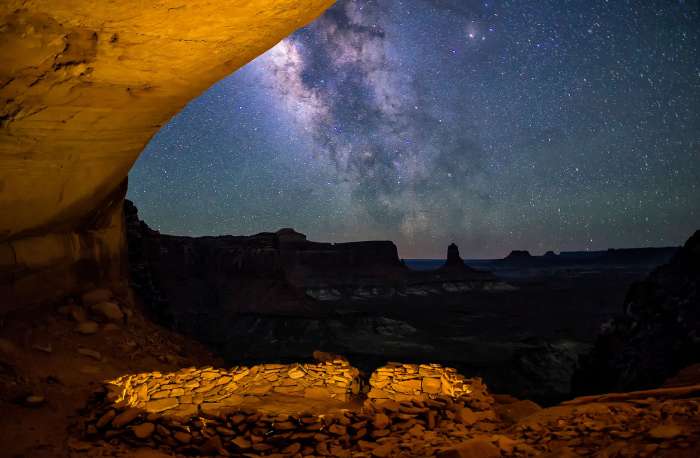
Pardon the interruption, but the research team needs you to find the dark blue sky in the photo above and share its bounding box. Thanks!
[128,0,699,258]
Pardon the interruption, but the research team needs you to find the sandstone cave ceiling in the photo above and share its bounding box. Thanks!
[0,0,335,241]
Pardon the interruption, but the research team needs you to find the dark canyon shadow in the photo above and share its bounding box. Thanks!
[125,200,685,406]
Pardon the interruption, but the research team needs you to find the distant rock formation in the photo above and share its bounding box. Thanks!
[276,228,307,243]
[573,230,700,394]
[446,243,462,262]
[489,246,676,272]
[441,243,467,270]
[506,250,532,259]
[124,200,505,354]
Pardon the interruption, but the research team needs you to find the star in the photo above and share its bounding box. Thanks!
[128,0,700,258]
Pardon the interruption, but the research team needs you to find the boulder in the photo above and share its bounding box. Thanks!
[455,407,479,425]
[75,321,99,335]
[91,301,124,322]
[112,408,141,427]
[77,347,102,360]
[82,289,113,306]
[373,413,391,429]
[24,395,45,406]
[422,377,442,394]
[438,439,500,458]
[131,422,155,439]
[495,399,542,423]
[232,437,251,449]
[145,398,179,413]
[174,431,191,444]
[96,410,116,429]
[648,424,684,440]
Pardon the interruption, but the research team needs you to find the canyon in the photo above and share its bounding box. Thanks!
[125,199,688,405]
[1,1,700,457]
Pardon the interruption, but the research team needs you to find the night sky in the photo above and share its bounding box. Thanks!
[128,0,700,259]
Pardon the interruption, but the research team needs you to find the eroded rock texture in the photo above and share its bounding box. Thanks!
[0,0,335,310]
[574,230,700,393]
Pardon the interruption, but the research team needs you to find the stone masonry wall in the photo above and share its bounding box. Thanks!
[107,361,360,418]
[368,363,481,403]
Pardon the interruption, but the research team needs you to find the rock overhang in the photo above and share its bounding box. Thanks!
[0,0,335,308]
[0,0,335,239]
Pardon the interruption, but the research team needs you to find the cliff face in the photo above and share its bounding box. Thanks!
[0,180,128,308]
[124,200,504,358]
[574,230,700,394]
[125,200,499,317]
[0,1,335,311]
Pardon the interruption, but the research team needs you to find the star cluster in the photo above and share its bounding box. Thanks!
[128,0,699,258]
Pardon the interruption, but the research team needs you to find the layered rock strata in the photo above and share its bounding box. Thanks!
[125,200,504,318]
[0,1,335,310]
[0,181,128,309]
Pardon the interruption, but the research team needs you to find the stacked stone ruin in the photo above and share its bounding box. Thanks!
[368,363,477,402]
[83,361,504,457]
[83,390,504,457]
[106,361,360,418]
[80,361,700,456]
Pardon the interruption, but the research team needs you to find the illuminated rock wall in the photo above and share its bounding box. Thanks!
[0,0,334,310]
[0,180,128,307]
[368,363,484,403]
[106,362,361,418]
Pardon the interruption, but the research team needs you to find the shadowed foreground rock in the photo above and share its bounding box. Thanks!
[574,230,700,394]
[4,286,700,457]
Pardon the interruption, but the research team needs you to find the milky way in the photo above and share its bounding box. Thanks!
[128,0,700,258]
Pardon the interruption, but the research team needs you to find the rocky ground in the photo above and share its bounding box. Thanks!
[0,285,221,457]
[77,372,700,457]
[2,285,700,457]
[2,229,699,457]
